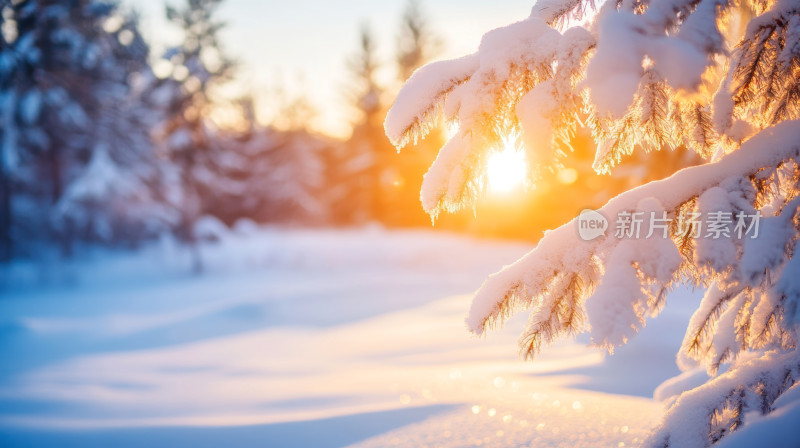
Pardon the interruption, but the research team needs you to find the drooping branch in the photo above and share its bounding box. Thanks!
[645,349,800,447]
[468,120,800,341]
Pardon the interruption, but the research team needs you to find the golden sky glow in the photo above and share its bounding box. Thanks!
[128,0,533,138]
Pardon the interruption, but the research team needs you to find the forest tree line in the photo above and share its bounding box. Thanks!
[0,0,443,262]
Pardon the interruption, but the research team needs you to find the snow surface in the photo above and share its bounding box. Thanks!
[0,227,753,447]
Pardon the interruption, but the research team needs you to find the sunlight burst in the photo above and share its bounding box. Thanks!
[487,138,527,194]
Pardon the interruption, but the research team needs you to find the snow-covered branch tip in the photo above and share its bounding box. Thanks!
[384,55,478,148]
[646,349,800,447]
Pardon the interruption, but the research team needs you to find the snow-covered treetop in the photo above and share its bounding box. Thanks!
[387,0,800,445]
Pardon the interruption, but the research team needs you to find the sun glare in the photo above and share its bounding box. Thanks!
[487,139,527,194]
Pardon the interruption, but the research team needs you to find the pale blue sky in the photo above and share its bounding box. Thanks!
[127,0,533,137]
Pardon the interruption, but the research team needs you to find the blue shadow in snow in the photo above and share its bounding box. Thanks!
[0,404,457,448]
[0,275,467,384]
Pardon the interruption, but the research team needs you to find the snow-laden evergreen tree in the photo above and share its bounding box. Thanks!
[386,0,800,446]
[156,0,234,267]
[0,0,99,257]
[52,7,177,247]
[238,129,327,224]
[0,0,163,257]
[396,0,441,84]
[204,95,327,225]
[337,24,389,223]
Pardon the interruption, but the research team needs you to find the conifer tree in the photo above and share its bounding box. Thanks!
[0,0,155,257]
[396,0,442,84]
[53,6,174,246]
[208,94,327,225]
[157,0,234,268]
[335,24,388,223]
[387,0,800,445]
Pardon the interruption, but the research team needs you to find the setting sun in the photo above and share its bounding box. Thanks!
[487,139,527,194]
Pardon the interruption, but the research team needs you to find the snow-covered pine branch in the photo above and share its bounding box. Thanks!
[467,120,800,341]
[386,0,800,445]
[647,349,800,446]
